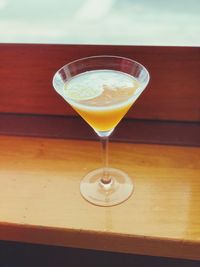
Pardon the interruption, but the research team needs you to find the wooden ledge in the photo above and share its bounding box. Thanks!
[0,135,199,260]
[0,114,199,146]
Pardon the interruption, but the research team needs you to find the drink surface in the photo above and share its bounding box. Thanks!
[63,70,140,132]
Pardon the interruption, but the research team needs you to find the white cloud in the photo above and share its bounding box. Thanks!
[0,0,8,10]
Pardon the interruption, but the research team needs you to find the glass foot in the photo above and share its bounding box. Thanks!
[80,167,134,207]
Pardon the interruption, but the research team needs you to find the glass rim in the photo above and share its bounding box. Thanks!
[54,54,150,78]
[52,55,150,111]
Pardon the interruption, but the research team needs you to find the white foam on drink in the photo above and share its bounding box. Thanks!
[63,70,140,110]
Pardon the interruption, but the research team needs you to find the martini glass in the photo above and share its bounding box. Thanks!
[53,55,149,206]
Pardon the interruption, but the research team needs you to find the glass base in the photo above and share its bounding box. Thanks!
[80,167,134,207]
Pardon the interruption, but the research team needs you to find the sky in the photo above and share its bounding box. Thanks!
[0,0,199,46]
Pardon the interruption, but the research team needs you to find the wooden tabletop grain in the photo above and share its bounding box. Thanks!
[0,135,199,260]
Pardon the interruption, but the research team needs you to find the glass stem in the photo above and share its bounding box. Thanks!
[100,136,111,184]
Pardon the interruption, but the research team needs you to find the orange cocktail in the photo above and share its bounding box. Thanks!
[53,55,150,207]
[63,70,139,132]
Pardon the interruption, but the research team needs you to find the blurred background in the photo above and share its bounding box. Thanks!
[0,0,199,46]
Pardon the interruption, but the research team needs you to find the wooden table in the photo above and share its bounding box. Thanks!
[0,135,199,261]
[0,44,199,265]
